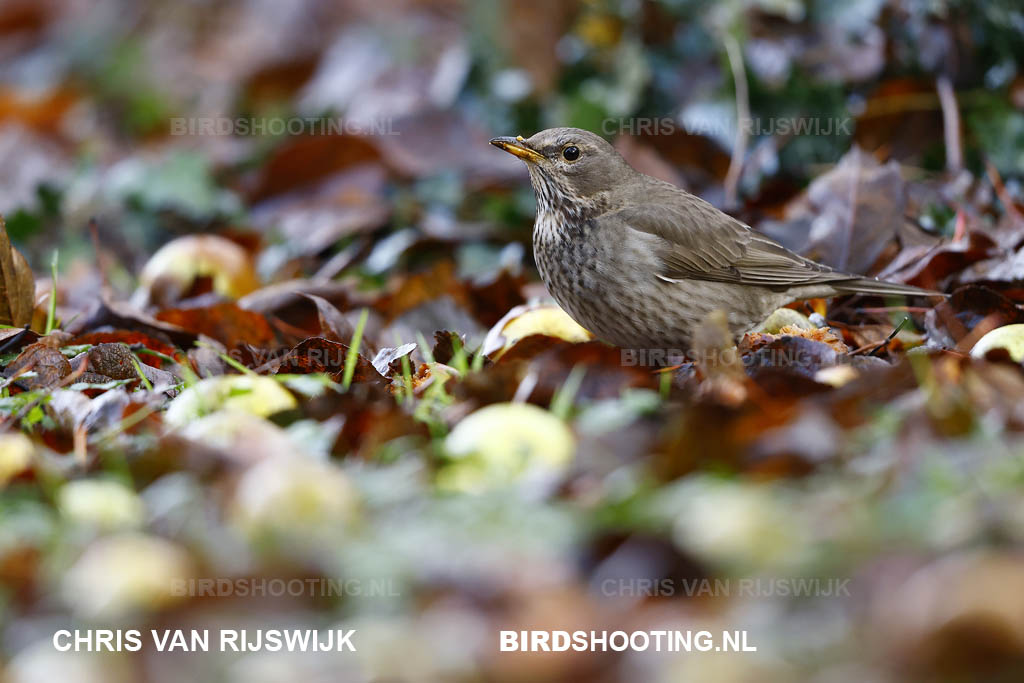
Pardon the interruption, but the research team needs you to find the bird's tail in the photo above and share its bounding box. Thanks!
[831,277,946,298]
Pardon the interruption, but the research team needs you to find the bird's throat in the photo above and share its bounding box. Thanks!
[527,167,605,229]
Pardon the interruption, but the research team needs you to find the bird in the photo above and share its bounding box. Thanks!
[490,127,938,351]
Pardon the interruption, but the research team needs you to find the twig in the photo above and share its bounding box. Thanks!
[985,160,1024,228]
[867,317,911,357]
[88,218,111,291]
[952,207,967,243]
[838,149,862,272]
[722,33,749,210]
[858,306,932,314]
[936,75,962,174]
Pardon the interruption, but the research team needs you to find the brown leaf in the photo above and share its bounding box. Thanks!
[0,215,35,327]
[615,129,731,189]
[879,230,999,290]
[783,146,904,274]
[243,133,382,201]
[301,293,354,343]
[66,297,199,349]
[499,0,575,95]
[242,55,319,106]
[70,331,180,368]
[467,270,527,328]
[0,85,79,135]
[472,340,652,407]
[961,244,1024,285]
[3,342,70,388]
[155,302,277,349]
[854,78,944,162]
[375,260,468,322]
[431,330,465,365]
[277,337,385,386]
[926,285,1024,347]
[0,326,38,355]
[85,343,140,380]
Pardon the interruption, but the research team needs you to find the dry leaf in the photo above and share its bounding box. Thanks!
[0,215,35,328]
[3,342,71,388]
[155,302,276,350]
[764,147,904,274]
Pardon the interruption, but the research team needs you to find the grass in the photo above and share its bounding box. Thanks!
[45,250,59,335]
[550,365,586,420]
[450,335,469,375]
[195,341,257,376]
[130,356,153,391]
[342,308,369,391]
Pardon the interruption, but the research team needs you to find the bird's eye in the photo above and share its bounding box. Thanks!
[562,145,580,161]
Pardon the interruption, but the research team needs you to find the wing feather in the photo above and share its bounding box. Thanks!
[607,185,851,291]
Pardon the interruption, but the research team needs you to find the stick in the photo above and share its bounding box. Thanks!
[936,75,962,174]
[722,33,749,210]
[868,316,911,357]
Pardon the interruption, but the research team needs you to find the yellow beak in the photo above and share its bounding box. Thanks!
[489,135,545,163]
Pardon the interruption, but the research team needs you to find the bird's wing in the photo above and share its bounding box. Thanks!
[607,191,851,291]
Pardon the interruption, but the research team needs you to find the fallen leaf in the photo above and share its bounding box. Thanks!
[277,337,385,385]
[0,326,38,355]
[371,343,418,377]
[155,302,276,349]
[431,330,466,366]
[3,342,70,388]
[879,230,999,290]
[243,133,382,201]
[926,285,1024,347]
[774,146,904,273]
[375,260,467,322]
[70,331,179,368]
[301,293,354,342]
[0,215,35,327]
[961,245,1024,285]
[66,297,199,349]
[498,0,575,95]
[85,343,140,380]
[744,335,842,379]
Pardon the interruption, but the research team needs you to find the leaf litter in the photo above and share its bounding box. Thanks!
[2,2,1024,681]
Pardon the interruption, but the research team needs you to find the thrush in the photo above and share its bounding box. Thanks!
[490,127,937,350]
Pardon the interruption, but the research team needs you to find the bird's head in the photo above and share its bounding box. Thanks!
[490,127,631,213]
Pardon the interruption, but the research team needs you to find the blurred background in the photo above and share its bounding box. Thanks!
[3,0,1024,681]
[4,0,1022,277]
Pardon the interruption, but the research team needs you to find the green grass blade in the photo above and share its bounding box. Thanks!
[342,308,369,390]
[45,250,59,334]
[550,365,586,420]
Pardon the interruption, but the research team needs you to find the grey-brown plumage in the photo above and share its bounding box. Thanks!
[490,127,937,350]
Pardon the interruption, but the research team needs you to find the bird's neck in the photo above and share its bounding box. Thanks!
[527,168,609,227]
